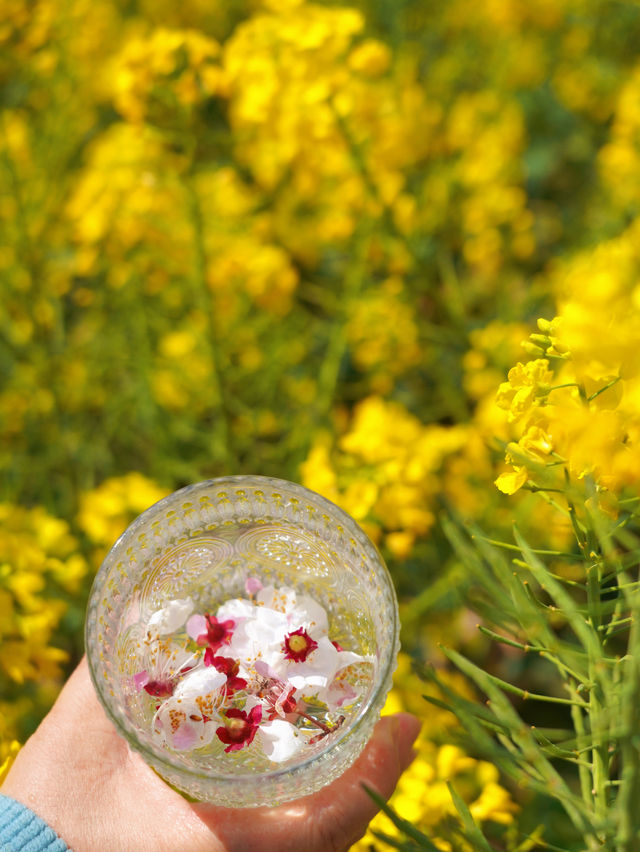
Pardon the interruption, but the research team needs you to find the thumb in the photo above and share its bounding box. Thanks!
[194,712,421,852]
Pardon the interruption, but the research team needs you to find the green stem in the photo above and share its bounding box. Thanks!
[472,535,575,557]
[571,700,594,818]
[478,625,536,651]
[534,489,574,518]
[483,671,588,709]
[586,552,609,840]
[588,376,621,402]
[549,382,580,392]
[615,616,640,852]
[310,222,371,428]
[478,627,591,684]
[184,169,236,468]
[538,651,592,688]
[597,617,632,632]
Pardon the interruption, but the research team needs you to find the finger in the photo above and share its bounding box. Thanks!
[193,712,421,852]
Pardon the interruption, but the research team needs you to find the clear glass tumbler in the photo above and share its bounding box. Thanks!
[85,476,399,807]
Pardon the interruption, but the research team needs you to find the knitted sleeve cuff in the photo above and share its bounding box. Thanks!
[0,794,71,852]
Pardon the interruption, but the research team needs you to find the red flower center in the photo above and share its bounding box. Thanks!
[197,614,236,652]
[282,627,318,663]
[143,679,175,698]
[226,717,247,738]
[216,706,262,753]
[204,654,247,694]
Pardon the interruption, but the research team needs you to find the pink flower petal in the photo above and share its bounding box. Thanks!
[172,723,200,750]
[254,659,278,679]
[133,670,149,691]
[186,613,207,641]
[245,576,263,595]
[153,696,217,752]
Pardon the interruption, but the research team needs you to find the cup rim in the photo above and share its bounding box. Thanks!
[85,474,399,786]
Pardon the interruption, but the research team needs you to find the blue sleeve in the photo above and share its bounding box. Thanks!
[0,794,71,851]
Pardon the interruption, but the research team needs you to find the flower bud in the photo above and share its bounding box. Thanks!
[529,333,550,347]
[522,341,544,356]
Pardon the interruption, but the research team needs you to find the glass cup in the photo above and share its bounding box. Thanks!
[85,476,399,807]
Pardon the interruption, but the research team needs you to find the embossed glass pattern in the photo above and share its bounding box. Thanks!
[85,476,399,807]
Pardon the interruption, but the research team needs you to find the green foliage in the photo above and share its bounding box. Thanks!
[406,496,640,850]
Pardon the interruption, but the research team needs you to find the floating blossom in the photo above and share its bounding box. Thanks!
[258,719,305,763]
[283,627,318,663]
[153,667,226,751]
[205,655,247,695]
[148,597,194,635]
[187,612,236,651]
[254,660,298,720]
[257,585,328,634]
[216,705,262,752]
[143,585,373,764]
[285,636,369,691]
[134,600,200,698]
[220,599,289,671]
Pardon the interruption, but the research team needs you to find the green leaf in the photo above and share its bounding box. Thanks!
[420,668,547,790]
[370,829,425,851]
[439,646,595,835]
[513,525,600,657]
[362,785,443,851]
[401,561,468,628]
[446,781,494,852]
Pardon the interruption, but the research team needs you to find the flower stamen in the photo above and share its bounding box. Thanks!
[283,627,318,663]
[216,705,263,752]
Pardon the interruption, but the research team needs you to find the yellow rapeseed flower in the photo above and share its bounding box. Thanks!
[77,473,170,559]
[0,503,88,749]
[110,28,222,126]
[495,360,554,423]
[0,738,20,785]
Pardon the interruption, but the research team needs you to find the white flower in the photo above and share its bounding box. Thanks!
[222,603,288,674]
[256,586,328,636]
[215,596,256,622]
[218,588,372,709]
[175,666,228,705]
[258,719,306,763]
[144,583,371,762]
[147,597,194,635]
[134,633,201,698]
[186,612,207,641]
[283,636,368,690]
[153,667,226,752]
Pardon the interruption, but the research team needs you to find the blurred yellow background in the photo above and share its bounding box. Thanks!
[2,0,640,847]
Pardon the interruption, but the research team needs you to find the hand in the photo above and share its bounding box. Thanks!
[2,658,420,852]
